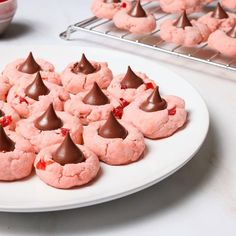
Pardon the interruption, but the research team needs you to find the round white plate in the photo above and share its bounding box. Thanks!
[0,45,209,212]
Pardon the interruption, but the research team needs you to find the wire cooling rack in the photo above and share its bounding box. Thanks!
[60,1,236,71]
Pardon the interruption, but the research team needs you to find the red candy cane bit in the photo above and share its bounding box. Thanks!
[19,96,29,104]
[119,98,129,107]
[121,84,127,89]
[61,128,70,136]
[121,2,127,8]
[145,83,155,90]
[0,116,12,127]
[168,107,176,116]
[36,160,46,170]
[112,98,129,119]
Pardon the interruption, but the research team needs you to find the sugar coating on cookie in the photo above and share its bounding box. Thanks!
[123,95,187,139]
[34,144,100,189]
[83,118,145,165]
[222,0,236,10]
[91,0,132,19]
[0,130,35,181]
[0,75,11,101]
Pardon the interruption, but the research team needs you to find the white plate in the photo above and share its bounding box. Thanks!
[0,45,209,212]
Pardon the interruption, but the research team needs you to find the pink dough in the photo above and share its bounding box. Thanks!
[0,101,20,130]
[0,131,35,181]
[222,0,236,10]
[122,95,187,139]
[160,19,210,47]
[107,72,156,103]
[16,111,83,153]
[91,0,132,19]
[113,9,156,34]
[83,120,145,165]
[0,75,11,101]
[65,91,120,125]
[208,29,236,57]
[3,58,61,86]
[160,0,202,13]
[35,144,100,189]
[7,80,69,118]
[198,12,236,32]
[61,61,113,95]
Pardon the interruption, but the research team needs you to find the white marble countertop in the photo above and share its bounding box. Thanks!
[0,0,236,235]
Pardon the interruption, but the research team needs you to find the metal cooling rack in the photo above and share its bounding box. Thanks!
[60,1,236,72]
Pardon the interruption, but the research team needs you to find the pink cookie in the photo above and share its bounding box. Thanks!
[0,128,35,181]
[222,0,236,10]
[0,101,20,130]
[113,8,156,34]
[208,27,236,57]
[160,0,202,13]
[160,15,210,47]
[3,53,60,86]
[61,54,113,95]
[198,3,236,32]
[0,75,11,101]
[123,92,187,139]
[7,73,69,118]
[35,143,100,189]
[16,106,83,153]
[83,114,145,165]
[91,0,132,19]
[107,67,156,103]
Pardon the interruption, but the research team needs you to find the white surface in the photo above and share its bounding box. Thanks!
[0,0,235,235]
[0,45,209,212]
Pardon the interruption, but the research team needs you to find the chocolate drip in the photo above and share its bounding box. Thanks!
[212,3,228,19]
[130,0,147,18]
[140,87,167,112]
[0,110,5,117]
[82,82,109,105]
[0,125,15,152]
[120,66,144,89]
[174,11,192,29]
[18,52,41,74]
[53,133,85,165]
[105,0,121,3]
[25,72,50,101]
[98,112,128,139]
[34,103,63,131]
[71,53,96,75]
[227,25,236,38]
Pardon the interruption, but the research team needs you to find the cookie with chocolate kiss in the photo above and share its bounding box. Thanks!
[34,103,63,131]
[130,0,147,18]
[25,72,50,101]
[140,86,167,112]
[71,53,96,75]
[227,25,236,38]
[212,3,228,19]
[120,66,144,89]
[98,112,128,139]
[0,125,15,152]
[18,52,41,74]
[82,82,110,106]
[174,11,192,29]
[53,133,85,165]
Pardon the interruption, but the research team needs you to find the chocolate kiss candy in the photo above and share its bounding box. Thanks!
[174,11,192,29]
[120,66,144,89]
[130,0,147,18]
[98,112,128,139]
[34,103,63,131]
[72,53,96,75]
[53,133,85,165]
[0,110,4,117]
[212,3,228,19]
[227,25,236,38]
[25,72,50,101]
[82,82,110,105]
[140,86,167,112]
[18,52,41,74]
[0,125,15,152]
[105,0,121,3]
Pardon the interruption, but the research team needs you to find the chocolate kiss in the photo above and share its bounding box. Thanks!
[25,72,50,101]
[120,66,144,89]
[0,125,15,152]
[34,103,63,131]
[98,112,128,139]
[0,110,4,117]
[227,25,236,38]
[18,52,41,74]
[174,11,192,29]
[53,133,85,165]
[82,82,110,105]
[105,0,121,3]
[130,0,147,18]
[140,87,167,112]
[212,3,228,19]
[72,53,96,75]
